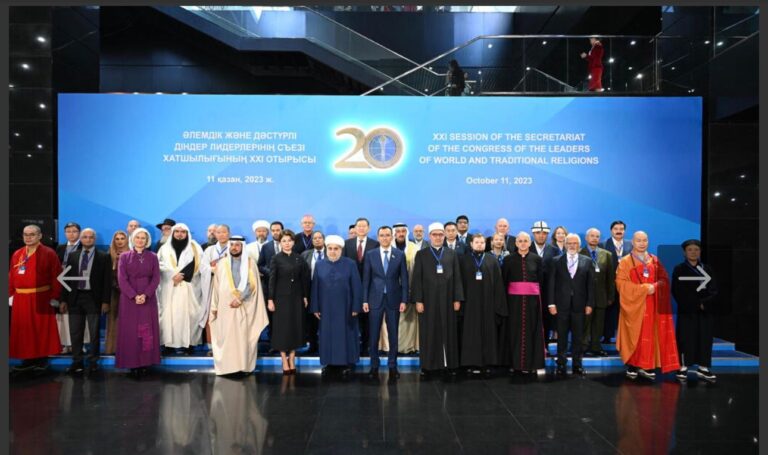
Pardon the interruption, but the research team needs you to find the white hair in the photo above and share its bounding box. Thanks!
[585,227,601,237]
[81,227,96,237]
[516,231,531,241]
[565,232,581,246]
[565,233,581,245]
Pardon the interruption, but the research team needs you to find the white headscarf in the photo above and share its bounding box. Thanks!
[228,236,250,294]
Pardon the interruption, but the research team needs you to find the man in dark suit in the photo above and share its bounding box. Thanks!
[257,221,284,295]
[455,215,470,246]
[293,214,316,254]
[344,217,380,356]
[485,217,516,253]
[548,233,595,376]
[443,222,467,255]
[301,231,326,355]
[56,221,83,354]
[362,226,408,379]
[60,228,112,374]
[56,221,82,264]
[529,221,559,344]
[601,220,632,343]
[581,228,616,357]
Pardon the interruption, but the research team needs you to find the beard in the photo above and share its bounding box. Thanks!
[230,250,242,258]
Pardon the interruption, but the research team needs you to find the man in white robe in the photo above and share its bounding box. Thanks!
[157,223,204,354]
[209,235,269,375]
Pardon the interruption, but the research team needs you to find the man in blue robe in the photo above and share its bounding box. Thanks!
[310,235,363,377]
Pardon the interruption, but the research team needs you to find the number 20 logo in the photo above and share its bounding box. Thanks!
[334,127,404,170]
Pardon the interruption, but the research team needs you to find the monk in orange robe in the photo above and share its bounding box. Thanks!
[9,225,63,371]
[615,231,679,380]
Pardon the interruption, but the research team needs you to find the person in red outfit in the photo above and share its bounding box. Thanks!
[9,224,63,371]
[581,37,604,92]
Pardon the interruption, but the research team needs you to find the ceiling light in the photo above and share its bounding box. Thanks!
[478,70,482,75]
[740,174,746,179]
[36,36,46,43]
[630,40,636,45]
[526,67,531,71]
[636,73,643,79]
[14,132,20,137]
[9,84,14,88]
[424,88,429,92]
[713,192,721,197]
[628,66,633,70]
[730,198,736,202]
[21,63,30,70]
[155,92,163,95]
[671,66,676,70]
[487,43,493,48]
[37,144,43,149]
[608,58,615,63]
[38,103,46,109]
[26,154,32,158]
[542,40,547,45]
[717,41,724,47]
[704,40,710,45]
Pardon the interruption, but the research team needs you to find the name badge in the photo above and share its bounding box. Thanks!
[643,271,650,278]
[475,271,483,280]
[595,266,600,273]
[436,265,444,274]
[18,266,25,275]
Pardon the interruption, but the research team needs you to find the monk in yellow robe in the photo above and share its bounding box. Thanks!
[616,231,679,380]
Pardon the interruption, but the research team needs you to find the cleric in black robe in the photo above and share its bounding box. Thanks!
[459,234,507,373]
[411,222,464,375]
[500,232,546,373]
[671,239,719,382]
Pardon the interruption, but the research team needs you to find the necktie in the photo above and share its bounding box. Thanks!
[383,250,389,293]
[79,249,90,289]
[568,255,577,278]
[357,240,363,262]
[591,250,597,262]
[316,250,321,262]
[274,241,279,254]
[616,241,623,257]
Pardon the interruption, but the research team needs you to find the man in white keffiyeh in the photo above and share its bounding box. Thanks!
[157,223,204,354]
[209,235,269,375]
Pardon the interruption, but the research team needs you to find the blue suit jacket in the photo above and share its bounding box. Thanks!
[362,247,409,310]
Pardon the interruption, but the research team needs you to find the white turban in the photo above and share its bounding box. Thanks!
[252,220,270,231]
[428,222,444,234]
[325,235,345,247]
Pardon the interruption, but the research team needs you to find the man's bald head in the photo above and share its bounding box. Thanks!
[632,231,649,253]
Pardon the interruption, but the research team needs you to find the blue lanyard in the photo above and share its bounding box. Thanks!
[217,245,228,258]
[632,252,650,275]
[429,247,444,266]
[472,253,485,271]
[302,235,312,249]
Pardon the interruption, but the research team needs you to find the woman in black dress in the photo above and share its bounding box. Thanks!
[268,230,310,374]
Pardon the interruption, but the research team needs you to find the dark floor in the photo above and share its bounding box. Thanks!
[10,368,759,455]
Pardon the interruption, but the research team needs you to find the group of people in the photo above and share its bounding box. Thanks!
[9,214,719,383]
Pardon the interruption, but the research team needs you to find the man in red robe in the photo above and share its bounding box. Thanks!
[9,224,63,371]
[581,37,604,92]
[616,231,680,380]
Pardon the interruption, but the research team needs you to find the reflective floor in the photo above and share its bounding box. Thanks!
[10,367,758,454]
